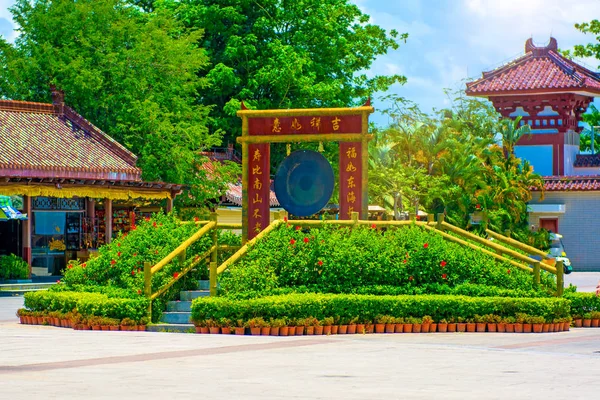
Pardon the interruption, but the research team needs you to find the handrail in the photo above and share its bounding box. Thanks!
[485,229,550,259]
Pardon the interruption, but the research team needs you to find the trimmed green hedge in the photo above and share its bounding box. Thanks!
[24,291,149,322]
[565,292,600,318]
[191,293,570,324]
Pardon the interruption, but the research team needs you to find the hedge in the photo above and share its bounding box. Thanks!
[564,292,600,318]
[24,291,149,322]
[191,293,570,324]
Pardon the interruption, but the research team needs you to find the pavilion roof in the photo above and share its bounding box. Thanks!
[0,98,141,181]
[466,38,600,97]
[534,176,600,192]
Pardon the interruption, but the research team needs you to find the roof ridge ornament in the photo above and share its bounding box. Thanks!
[525,37,558,55]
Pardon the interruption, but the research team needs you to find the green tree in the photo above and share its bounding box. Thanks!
[0,0,223,188]
[161,0,408,143]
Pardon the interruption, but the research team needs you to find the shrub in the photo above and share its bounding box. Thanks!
[0,254,29,280]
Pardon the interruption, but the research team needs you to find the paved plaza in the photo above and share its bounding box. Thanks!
[1,273,599,399]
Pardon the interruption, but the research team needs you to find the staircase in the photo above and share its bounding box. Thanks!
[147,280,210,333]
[0,282,55,296]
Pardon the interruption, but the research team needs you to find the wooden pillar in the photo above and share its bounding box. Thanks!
[105,198,112,244]
[22,195,32,277]
[165,197,173,213]
[86,198,95,219]
[361,111,369,220]
[241,115,249,244]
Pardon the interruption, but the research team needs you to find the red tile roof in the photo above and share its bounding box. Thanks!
[225,182,280,207]
[536,176,600,191]
[466,38,600,96]
[574,154,600,168]
[0,99,141,181]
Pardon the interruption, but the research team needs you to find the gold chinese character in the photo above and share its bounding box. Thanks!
[346,146,357,159]
[347,176,356,188]
[253,209,262,219]
[272,118,282,133]
[345,161,357,172]
[291,118,302,131]
[252,165,262,175]
[310,117,321,131]
[254,222,262,232]
[332,117,341,131]
[253,177,263,190]
[253,149,261,161]
[347,206,355,218]
[347,191,356,204]
[252,193,263,204]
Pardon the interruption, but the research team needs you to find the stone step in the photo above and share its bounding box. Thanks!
[146,323,195,333]
[160,312,192,324]
[180,290,210,301]
[197,280,210,290]
[0,282,55,291]
[166,300,192,312]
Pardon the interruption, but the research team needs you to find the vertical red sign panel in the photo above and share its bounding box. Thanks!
[339,142,363,220]
[247,143,271,240]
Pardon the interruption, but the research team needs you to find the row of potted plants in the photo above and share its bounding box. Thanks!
[17,309,148,331]
[572,311,600,328]
[193,314,572,335]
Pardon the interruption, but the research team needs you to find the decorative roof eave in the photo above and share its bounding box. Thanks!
[532,175,600,192]
[0,165,141,182]
[465,87,600,98]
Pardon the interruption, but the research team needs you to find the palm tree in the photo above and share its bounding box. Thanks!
[497,116,531,158]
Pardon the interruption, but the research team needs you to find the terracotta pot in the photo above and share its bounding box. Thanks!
[403,323,413,333]
[288,326,297,335]
[260,327,270,336]
[542,323,550,333]
[592,319,600,328]
[209,327,220,334]
[250,327,260,336]
[385,323,395,333]
[393,323,403,333]
[374,323,385,334]
[330,325,338,334]
[315,325,324,335]
[279,326,289,336]
[533,323,543,333]
[476,323,486,333]
[221,327,232,335]
[322,325,332,335]
[437,323,448,333]
[447,323,457,332]
[72,324,80,330]
[347,324,356,334]
[548,323,555,332]
[574,319,583,328]
[198,326,208,334]
[457,323,466,332]
[466,323,476,333]
[269,327,280,336]
[54,317,60,326]
[430,323,437,333]
[497,323,506,333]
[305,326,315,335]
[295,326,304,335]
[101,325,109,331]
[355,324,365,334]
[523,323,532,333]
[563,322,570,331]
[81,324,90,330]
[487,323,497,333]
[583,319,592,328]
[195,326,204,334]
[413,323,422,333]
[365,324,375,334]
[18,316,24,324]
[421,323,430,333]
[555,323,562,332]
[338,325,348,334]
[514,323,523,333]
[505,323,515,333]
[92,325,101,331]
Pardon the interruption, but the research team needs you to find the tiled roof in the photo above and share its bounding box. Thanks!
[466,38,600,96]
[225,182,280,207]
[0,99,141,181]
[537,176,600,191]
[574,154,600,168]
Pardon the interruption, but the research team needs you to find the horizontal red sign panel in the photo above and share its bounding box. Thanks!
[248,115,362,135]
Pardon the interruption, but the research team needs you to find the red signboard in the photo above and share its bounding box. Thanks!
[339,142,363,220]
[248,115,362,135]
[247,143,271,240]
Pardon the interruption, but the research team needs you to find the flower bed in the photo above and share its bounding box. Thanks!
[190,292,572,334]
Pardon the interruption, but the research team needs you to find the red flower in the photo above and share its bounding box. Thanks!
[138,268,141,273]
[442,273,447,280]
[173,272,179,279]
[408,276,414,281]
[507,269,511,274]
[403,259,407,264]
[56,280,61,283]
[317,260,323,266]
[133,253,137,257]
[67,265,73,269]
[145,217,150,222]
[111,259,116,265]
[295,226,301,230]
[82,263,86,268]
[117,242,121,247]
[131,225,137,230]
[423,243,429,249]
[303,237,309,243]
[371,224,376,229]
[283,217,288,222]
[155,250,159,255]
[290,238,296,245]
[153,221,157,228]
[440,260,447,267]
[194,216,199,222]
[137,289,142,295]
[117,251,121,257]
[131,270,136,276]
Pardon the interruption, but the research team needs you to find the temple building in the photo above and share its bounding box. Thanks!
[0,90,182,277]
[467,37,600,270]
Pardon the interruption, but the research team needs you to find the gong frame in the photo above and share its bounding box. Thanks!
[237,104,374,243]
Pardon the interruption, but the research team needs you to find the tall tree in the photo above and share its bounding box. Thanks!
[160,0,408,143]
[0,0,224,187]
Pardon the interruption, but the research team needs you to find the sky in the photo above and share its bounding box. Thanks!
[0,0,599,127]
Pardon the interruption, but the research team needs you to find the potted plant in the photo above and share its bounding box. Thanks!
[16,308,28,325]
[530,316,545,333]
[269,318,285,336]
[496,316,506,333]
[591,311,600,328]
[337,316,349,335]
[89,316,103,331]
[503,316,515,333]
[219,318,232,335]
[206,318,221,334]
[403,317,414,333]
[279,318,290,336]
[437,318,448,333]
[194,319,209,334]
[374,315,388,334]
[120,317,137,331]
[287,318,297,336]
[355,316,367,335]
[514,313,526,333]
[421,315,434,333]
[313,318,324,335]
[346,317,358,335]
[234,319,245,335]
[573,314,583,328]
[246,317,265,335]
[321,317,334,335]
[393,317,405,333]
[446,317,457,333]
[456,317,466,333]
[410,317,423,333]
[465,317,476,333]
[583,312,592,328]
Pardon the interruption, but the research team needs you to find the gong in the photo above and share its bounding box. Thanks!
[274,150,334,217]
